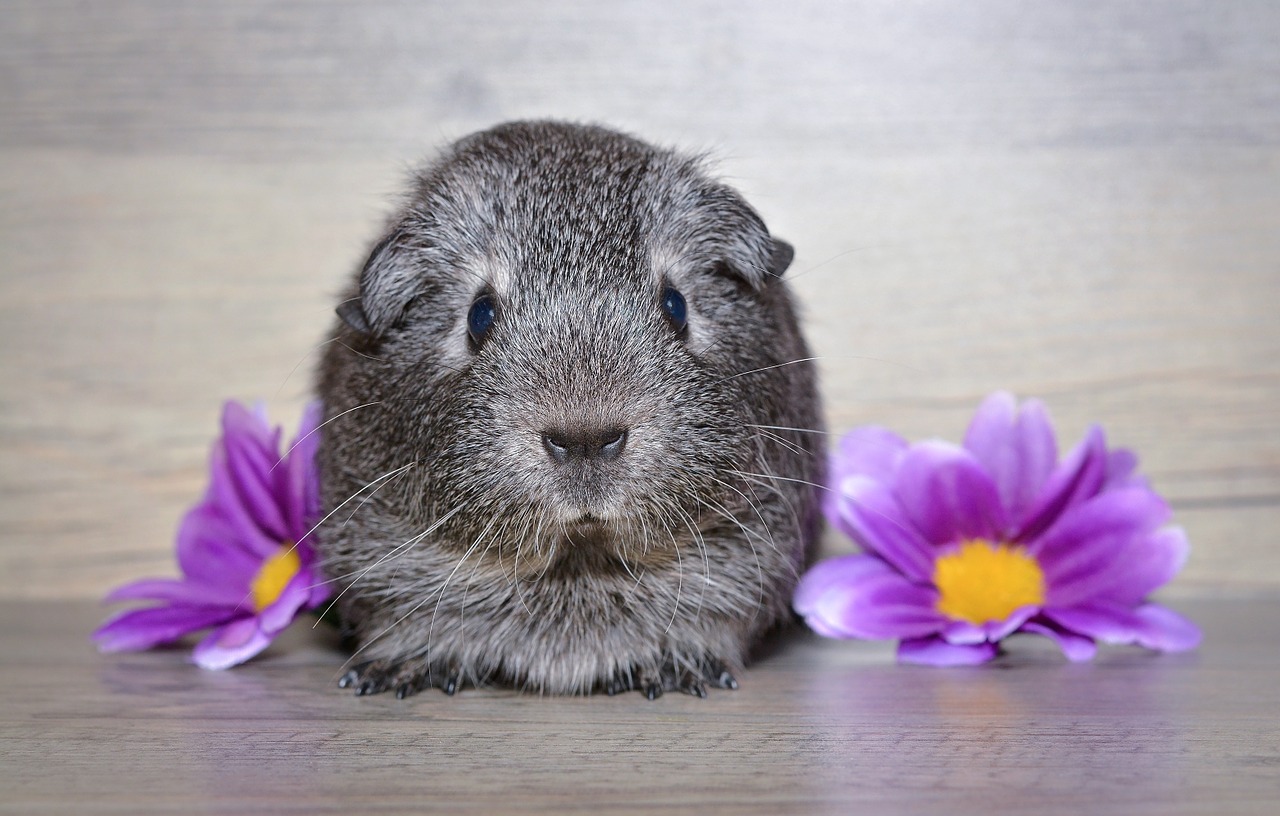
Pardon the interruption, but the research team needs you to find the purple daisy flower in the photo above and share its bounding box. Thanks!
[795,391,1201,666]
[93,401,331,670]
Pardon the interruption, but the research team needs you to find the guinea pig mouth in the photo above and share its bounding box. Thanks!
[545,475,630,525]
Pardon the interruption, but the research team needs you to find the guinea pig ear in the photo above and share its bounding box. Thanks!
[768,239,795,279]
[335,297,372,335]
[337,229,418,338]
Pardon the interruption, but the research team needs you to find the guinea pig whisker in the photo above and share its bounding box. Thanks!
[616,552,642,585]
[318,499,449,589]
[708,474,778,552]
[694,495,765,621]
[728,468,832,494]
[782,245,874,283]
[274,336,341,400]
[673,505,711,622]
[342,461,416,526]
[506,512,547,619]
[399,513,501,668]
[509,513,540,617]
[269,400,385,474]
[703,476,777,598]
[342,510,495,669]
[300,460,418,551]
[752,429,808,458]
[528,513,560,584]
[337,340,391,365]
[635,510,653,557]
[314,505,462,629]
[745,423,835,437]
[663,522,686,636]
[461,514,509,629]
[717,356,823,384]
[721,354,918,385]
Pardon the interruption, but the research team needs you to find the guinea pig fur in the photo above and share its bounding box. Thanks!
[316,120,823,699]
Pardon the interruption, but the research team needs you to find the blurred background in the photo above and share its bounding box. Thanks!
[2,1,1276,600]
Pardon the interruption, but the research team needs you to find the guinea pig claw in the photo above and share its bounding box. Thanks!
[644,681,664,701]
[338,660,377,690]
[704,658,739,690]
[443,674,460,696]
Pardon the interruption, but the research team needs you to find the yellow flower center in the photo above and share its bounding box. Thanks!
[933,540,1045,625]
[251,544,301,612]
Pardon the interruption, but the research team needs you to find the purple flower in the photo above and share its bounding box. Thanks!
[93,401,331,669]
[796,392,1201,666]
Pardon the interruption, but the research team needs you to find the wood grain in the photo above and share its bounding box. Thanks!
[1,598,1277,814]
[1,0,1278,599]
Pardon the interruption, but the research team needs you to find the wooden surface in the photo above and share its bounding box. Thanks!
[2,2,1278,600]
[0,597,1275,814]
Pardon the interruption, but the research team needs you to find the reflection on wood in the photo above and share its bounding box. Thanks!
[2,599,1277,813]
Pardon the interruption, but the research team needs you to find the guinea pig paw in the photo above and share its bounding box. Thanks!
[675,670,708,699]
[338,657,455,699]
[337,659,396,696]
[643,679,665,701]
[618,655,741,700]
[618,667,665,700]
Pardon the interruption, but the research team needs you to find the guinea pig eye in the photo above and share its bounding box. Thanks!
[661,286,688,335]
[467,293,498,347]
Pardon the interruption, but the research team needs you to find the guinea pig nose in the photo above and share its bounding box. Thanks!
[541,427,629,463]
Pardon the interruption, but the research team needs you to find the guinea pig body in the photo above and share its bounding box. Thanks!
[316,121,822,698]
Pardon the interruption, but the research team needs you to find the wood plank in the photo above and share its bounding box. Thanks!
[1,1,1277,599]
[0,598,1276,814]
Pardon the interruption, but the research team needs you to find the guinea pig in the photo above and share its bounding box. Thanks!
[315,120,823,699]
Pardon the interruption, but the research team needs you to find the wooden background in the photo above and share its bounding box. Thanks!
[2,0,1278,600]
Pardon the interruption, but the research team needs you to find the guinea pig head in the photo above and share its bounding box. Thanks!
[330,123,795,568]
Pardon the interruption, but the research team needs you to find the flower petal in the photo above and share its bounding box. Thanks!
[192,616,274,670]
[897,636,997,666]
[1016,425,1108,543]
[893,441,1008,546]
[962,392,1057,530]
[280,401,324,541]
[940,619,986,645]
[1042,603,1136,644]
[1132,603,1202,652]
[826,475,935,582]
[257,568,319,633]
[794,555,947,640]
[1043,601,1199,652]
[1088,526,1190,607]
[208,443,288,561]
[830,426,908,484]
[217,402,292,544]
[174,502,260,595]
[1019,618,1098,662]
[305,567,335,608]
[1103,447,1148,491]
[92,604,239,653]
[983,604,1040,642]
[1032,488,1172,608]
[103,577,241,608]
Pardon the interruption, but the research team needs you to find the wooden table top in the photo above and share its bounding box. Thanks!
[2,596,1276,814]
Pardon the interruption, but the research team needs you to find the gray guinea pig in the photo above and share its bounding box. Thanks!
[316,120,823,699]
